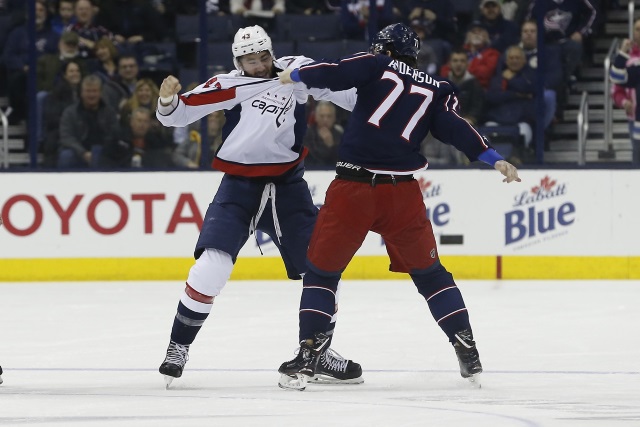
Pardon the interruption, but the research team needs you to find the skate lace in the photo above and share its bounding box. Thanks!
[165,342,189,366]
[321,348,348,373]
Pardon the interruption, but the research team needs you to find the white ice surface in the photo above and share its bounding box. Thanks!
[0,280,638,427]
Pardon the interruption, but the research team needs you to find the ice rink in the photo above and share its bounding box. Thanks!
[0,279,638,427]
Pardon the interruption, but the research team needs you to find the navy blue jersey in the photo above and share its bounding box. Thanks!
[297,53,492,172]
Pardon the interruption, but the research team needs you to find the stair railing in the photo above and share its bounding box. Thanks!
[603,38,620,155]
[629,1,635,40]
[0,107,12,169]
[577,91,589,166]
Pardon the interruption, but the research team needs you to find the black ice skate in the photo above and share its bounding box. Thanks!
[159,341,189,389]
[0,365,3,385]
[311,348,364,384]
[453,329,483,387]
[278,332,331,391]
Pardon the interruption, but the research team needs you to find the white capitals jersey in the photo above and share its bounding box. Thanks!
[157,56,357,177]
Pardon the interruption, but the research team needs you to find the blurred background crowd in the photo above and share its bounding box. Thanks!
[0,0,622,170]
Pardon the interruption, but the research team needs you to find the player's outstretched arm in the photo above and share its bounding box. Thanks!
[159,75,182,104]
[495,160,521,183]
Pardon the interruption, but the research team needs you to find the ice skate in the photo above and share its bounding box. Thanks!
[453,329,483,388]
[311,348,363,384]
[0,365,3,385]
[159,341,189,389]
[278,333,330,391]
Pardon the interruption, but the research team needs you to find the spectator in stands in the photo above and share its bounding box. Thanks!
[101,54,140,110]
[115,54,140,95]
[102,107,174,168]
[341,0,394,40]
[476,0,519,53]
[500,0,528,24]
[444,48,484,126]
[119,77,159,127]
[95,0,165,46]
[303,101,343,167]
[42,59,84,167]
[286,0,332,14]
[611,27,640,166]
[88,37,119,81]
[67,0,113,58]
[484,45,536,149]
[37,31,86,92]
[411,19,439,75]
[409,0,457,70]
[518,19,560,128]
[3,0,58,123]
[231,0,284,15]
[407,0,457,45]
[173,111,225,169]
[439,22,499,90]
[527,0,597,86]
[57,74,119,168]
[50,0,75,34]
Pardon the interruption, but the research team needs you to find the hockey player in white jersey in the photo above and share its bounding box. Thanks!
[155,25,363,388]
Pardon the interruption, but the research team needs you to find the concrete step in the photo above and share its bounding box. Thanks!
[563,109,627,121]
[580,67,605,79]
[552,122,628,135]
[606,10,640,21]
[574,81,605,93]
[605,22,630,35]
[568,93,604,107]
[3,152,42,167]
[549,138,632,151]
[544,149,632,163]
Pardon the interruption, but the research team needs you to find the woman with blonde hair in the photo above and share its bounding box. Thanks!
[119,77,160,127]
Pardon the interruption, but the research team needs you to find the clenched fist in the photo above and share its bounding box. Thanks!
[495,160,521,183]
[278,69,294,84]
[159,75,182,99]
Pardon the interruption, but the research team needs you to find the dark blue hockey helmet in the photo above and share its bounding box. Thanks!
[369,23,420,62]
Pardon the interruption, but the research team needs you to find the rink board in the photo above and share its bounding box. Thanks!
[1,170,639,280]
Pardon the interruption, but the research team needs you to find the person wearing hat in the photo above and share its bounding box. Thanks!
[37,31,87,92]
[440,22,500,89]
[476,0,519,53]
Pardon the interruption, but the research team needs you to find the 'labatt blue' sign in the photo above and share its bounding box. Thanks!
[505,175,576,246]
[418,177,450,227]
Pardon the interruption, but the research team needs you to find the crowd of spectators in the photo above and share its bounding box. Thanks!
[0,0,605,168]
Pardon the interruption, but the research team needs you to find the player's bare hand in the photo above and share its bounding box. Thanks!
[278,69,294,84]
[159,75,182,98]
[495,160,521,183]
[620,38,632,54]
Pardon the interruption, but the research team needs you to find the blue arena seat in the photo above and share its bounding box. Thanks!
[282,14,343,41]
[344,40,370,56]
[272,41,295,58]
[207,42,235,72]
[297,40,345,62]
[176,15,199,42]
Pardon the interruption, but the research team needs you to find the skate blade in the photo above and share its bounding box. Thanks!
[310,374,364,385]
[278,373,309,391]
[164,375,174,389]
[466,373,482,389]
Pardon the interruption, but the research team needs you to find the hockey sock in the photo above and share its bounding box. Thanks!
[299,270,339,342]
[170,284,214,345]
[411,262,471,343]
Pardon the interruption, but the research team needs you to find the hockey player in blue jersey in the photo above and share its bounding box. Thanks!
[155,25,363,388]
[277,23,521,390]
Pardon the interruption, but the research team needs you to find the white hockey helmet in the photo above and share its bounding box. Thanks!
[231,25,274,71]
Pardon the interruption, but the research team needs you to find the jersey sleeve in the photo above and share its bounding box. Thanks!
[156,74,282,127]
[297,52,380,92]
[430,82,492,162]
